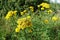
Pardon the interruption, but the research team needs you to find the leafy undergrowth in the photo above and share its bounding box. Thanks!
[0,2,60,40]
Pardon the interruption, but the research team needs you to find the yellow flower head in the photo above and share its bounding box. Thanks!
[15,27,20,32]
[44,4,50,8]
[29,6,34,12]
[27,16,31,19]
[16,16,32,31]
[44,19,49,24]
[5,11,13,20]
[31,9,34,12]
[41,7,44,10]
[21,23,26,30]
[40,3,50,8]
[48,10,53,14]
[40,3,45,6]
[7,11,13,16]
[23,10,27,13]
[52,16,58,21]
[5,16,10,20]
[13,10,17,15]
[29,6,34,9]
[20,12,24,15]
[37,5,40,8]
[20,10,27,15]
[17,25,21,29]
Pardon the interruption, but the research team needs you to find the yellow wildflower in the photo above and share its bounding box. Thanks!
[17,24,25,30]
[23,10,27,13]
[52,16,58,21]
[17,20,22,24]
[17,19,21,24]
[16,16,32,32]
[27,16,31,19]
[37,5,40,8]
[13,10,17,15]
[40,3,45,6]
[5,16,10,20]
[29,6,34,9]
[20,10,27,15]
[22,18,27,22]
[29,6,34,12]
[5,11,13,20]
[48,10,53,14]
[17,25,21,29]
[20,12,24,15]
[15,27,20,32]
[41,7,44,10]
[44,19,49,24]
[31,9,34,12]
[40,3,50,8]
[43,4,50,8]
[21,23,26,30]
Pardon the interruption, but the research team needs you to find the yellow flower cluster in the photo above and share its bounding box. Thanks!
[37,3,50,10]
[29,6,34,12]
[20,10,27,15]
[15,16,32,32]
[40,3,50,8]
[5,10,17,20]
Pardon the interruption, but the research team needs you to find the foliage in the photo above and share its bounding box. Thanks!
[0,0,60,40]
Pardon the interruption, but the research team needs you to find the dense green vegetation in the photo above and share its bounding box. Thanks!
[0,0,60,40]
